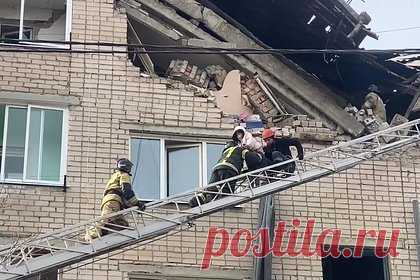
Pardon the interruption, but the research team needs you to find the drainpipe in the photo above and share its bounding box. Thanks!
[253,194,275,280]
[412,200,420,273]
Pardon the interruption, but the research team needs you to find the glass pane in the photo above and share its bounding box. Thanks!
[24,0,66,41]
[40,109,63,182]
[5,107,27,180]
[168,146,199,196]
[131,139,160,200]
[26,108,42,180]
[0,1,21,40]
[0,106,5,171]
[206,143,225,183]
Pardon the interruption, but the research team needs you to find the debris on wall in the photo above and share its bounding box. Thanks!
[271,115,339,142]
[166,60,288,131]
[205,65,227,90]
[166,60,228,90]
[232,115,340,143]
[167,60,210,88]
[344,100,410,142]
[164,60,342,142]
[240,74,282,126]
[345,103,387,134]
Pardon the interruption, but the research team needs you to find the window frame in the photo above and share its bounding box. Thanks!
[0,104,68,186]
[129,136,226,201]
[0,0,72,47]
[321,246,391,280]
[166,142,202,196]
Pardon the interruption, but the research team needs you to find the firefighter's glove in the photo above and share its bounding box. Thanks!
[138,201,146,212]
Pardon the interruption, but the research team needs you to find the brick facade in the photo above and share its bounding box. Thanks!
[1,1,420,279]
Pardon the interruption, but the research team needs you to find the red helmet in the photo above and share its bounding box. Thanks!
[262,128,274,140]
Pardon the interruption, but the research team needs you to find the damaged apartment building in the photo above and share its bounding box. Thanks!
[122,0,420,136]
[0,0,420,279]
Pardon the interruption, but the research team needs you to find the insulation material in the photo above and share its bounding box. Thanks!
[214,70,253,116]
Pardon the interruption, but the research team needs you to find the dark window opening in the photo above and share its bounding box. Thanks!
[322,248,390,280]
[0,24,33,40]
[27,270,57,280]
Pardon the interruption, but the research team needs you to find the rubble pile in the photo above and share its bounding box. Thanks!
[166,60,227,90]
[345,104,409,142]
[240,74,280,126]
[204,65,227,90]
[272,115,339,142]
[167,60,284,130]
[344,104,389,134]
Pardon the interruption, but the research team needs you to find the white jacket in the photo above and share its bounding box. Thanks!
[233,126,264,154]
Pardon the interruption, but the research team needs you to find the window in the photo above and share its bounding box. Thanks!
[130,138,225,200]
[322,248,390,280]
[130,138,161,200]
[0,0,71,42]
[167,141,201,196]
[0,105,67,185]
[206,143,225,183]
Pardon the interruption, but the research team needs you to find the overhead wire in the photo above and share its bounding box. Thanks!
[377,26,420,34]
[0,38,419,55]
[0,46,419,55]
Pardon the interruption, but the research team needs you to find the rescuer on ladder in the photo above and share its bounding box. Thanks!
[85,158,146,241]
[262,128,304,176]
[189,141,249,207]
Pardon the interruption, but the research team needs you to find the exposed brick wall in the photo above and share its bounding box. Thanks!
[273,115,342,143]
[241,75,280,125]
[0,53,71,95]
[0,1,420,280]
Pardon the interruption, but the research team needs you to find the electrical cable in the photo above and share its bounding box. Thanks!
[0,46,420,55]
[377,26,420,34]
[0,38,420,55]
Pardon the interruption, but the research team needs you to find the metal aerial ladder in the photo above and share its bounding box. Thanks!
[0,120,419,280]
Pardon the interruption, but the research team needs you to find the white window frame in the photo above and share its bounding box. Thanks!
[202,141,229,185]
[130,137,225,201]
[0,0,72,47]
[202,141,208,184]
[0,104,68,186]
[166,142,202,196]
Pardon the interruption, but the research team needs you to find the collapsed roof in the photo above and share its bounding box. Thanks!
[390,54,420,70]
[118,0,420,136]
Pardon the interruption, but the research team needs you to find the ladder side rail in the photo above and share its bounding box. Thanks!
[147,119,420,208]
